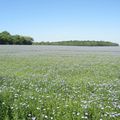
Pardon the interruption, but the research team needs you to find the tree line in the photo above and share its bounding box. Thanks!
[0,31,34,45]
[0,31,119,46]
[33,40,119,46]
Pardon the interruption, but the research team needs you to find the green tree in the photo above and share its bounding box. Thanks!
[0,31,34,45]
[0,31,13,44]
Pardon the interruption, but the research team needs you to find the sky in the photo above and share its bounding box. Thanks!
[0,0,120,43]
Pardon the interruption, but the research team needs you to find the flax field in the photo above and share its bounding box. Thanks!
[0,45,120,120]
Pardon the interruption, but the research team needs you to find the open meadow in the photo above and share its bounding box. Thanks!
[0,45,120,120]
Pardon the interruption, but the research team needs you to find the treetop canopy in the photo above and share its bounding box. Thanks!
[0,31,34,45]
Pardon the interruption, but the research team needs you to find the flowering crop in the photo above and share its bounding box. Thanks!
[0,45,120,120]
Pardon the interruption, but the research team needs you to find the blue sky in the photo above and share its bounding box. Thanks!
[0,0,120,43]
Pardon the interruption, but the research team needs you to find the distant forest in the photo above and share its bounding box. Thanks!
[0,31,33,45]
[0,31,119,46]
[33,40,119,46]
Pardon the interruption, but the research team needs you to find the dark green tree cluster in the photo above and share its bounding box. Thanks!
[0,31,33,45]
[33,40,119,46]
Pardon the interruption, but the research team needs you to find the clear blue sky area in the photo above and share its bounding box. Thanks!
[0,0,120,43]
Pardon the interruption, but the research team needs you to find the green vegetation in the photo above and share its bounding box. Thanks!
[0,31,33,45]
[0,31,119,46]
[0,46,120,120]
[33,40,119,46]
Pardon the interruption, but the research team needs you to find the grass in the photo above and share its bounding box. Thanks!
[0,46,120,120]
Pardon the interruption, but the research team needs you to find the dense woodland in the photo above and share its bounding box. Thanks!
[33,40,119,46]
[0,31,33,45]
[0,31,119,46]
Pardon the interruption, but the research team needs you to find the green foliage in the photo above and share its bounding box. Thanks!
[33,40,119,46]
[0,46,120,120]
[0,95,6,120]
[0,31,33,45]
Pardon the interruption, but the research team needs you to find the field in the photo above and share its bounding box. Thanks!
[0,45,120,120]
